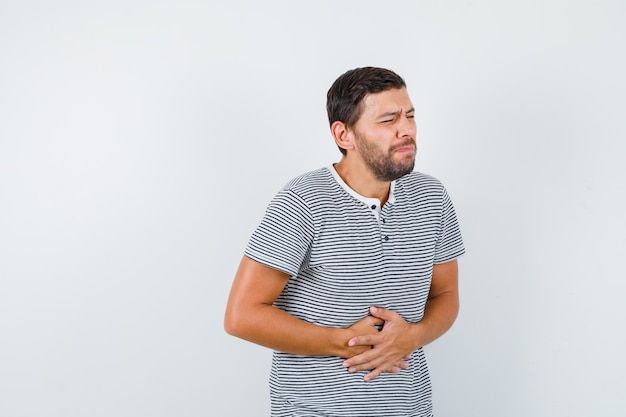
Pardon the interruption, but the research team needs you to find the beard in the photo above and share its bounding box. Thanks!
[354,132,416,182]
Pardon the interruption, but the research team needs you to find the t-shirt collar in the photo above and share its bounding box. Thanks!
[328,165,396,217]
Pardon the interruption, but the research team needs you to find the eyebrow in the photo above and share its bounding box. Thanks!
[376,107,415,119]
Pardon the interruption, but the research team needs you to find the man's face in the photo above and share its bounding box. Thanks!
[350,88,417,181]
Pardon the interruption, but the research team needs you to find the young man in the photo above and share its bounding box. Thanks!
[224,67,465,416]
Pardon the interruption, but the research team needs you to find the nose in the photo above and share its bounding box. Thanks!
[397,115,416,138]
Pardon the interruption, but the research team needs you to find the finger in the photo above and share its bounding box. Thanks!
[344,354,409,374]
[348,334,379,347]
[379,360,409,374]
[342,350,381,373]
[364,359,408,381]
[363,367,383,382]
[369,305,396,321]
[363,315,384,327]
[388,366,401,374]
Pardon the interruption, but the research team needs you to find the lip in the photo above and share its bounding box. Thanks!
[393,145,416,154]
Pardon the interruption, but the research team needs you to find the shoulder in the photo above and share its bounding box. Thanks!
[282,167,333,192]
[397,170,445,194]
[277,167,340,205]
[268,167,353,223]
[263,167,336,213]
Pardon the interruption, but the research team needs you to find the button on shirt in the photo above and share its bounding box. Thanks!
[329,165,394,243]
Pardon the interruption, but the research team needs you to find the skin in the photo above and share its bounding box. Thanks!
[224,87,460,381]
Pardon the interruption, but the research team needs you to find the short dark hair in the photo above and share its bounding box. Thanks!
[327,67,406,155]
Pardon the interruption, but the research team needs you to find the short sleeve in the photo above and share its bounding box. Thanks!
[433,187,465,264]
[244,189,314,277]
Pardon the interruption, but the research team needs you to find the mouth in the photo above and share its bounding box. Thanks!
[392,143,416,154]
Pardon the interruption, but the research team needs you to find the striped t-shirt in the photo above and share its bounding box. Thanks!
[245,166,465,417]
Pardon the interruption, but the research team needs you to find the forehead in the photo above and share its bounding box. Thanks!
[360,88,413,116]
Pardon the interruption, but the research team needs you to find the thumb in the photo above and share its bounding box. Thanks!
[369,305,394,320]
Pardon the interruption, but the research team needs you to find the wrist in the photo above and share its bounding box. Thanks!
[407,322,427,351]
[327,327,351,358]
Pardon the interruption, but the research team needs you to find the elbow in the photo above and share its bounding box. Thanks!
[223,308,239,336]
[223,306,248,338]
[223,316,234,336]
[448,292,460,324]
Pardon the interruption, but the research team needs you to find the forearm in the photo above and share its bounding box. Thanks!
[409,290,459,349]
[407,258,460,349]
[225,303,351,357]
[224,256,369,358]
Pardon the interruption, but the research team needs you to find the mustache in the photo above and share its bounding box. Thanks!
[390,138,416,152]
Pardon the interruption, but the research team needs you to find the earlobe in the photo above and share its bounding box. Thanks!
[331,121,354,152]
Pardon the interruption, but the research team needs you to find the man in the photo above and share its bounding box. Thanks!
[224,67,465,416]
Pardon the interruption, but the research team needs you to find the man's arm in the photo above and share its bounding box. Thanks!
[341,259,460,381]
[224,255,385,359]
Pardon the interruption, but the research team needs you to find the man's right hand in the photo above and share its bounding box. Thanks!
[341,314,385,357]
[341,314,410,375]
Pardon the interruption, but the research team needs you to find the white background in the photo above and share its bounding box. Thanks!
[1,1,625,416]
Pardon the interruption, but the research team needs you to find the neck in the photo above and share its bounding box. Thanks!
[334,158,391,206]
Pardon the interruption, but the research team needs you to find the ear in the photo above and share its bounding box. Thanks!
[331,121,355,153]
